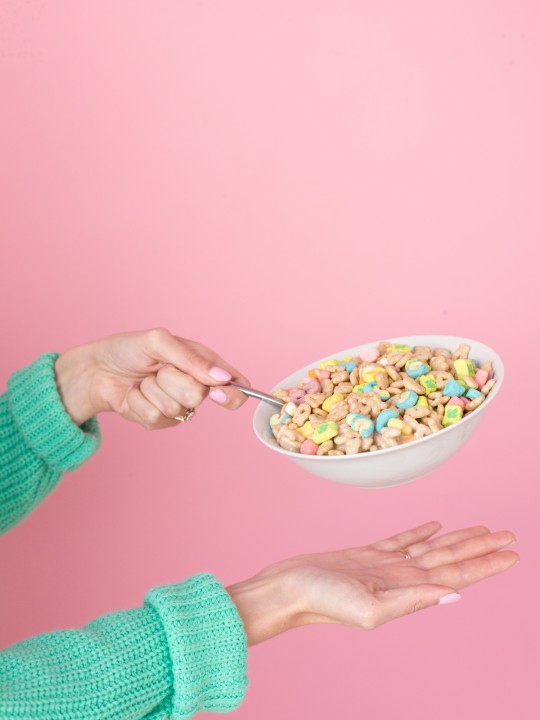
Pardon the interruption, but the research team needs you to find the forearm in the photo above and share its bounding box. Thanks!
[1,354,100,534]
[0,606,173,720]
[0,574,248,720]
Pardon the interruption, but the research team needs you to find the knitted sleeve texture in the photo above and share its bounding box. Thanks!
[0,352,101,534]
[0,573,248,719]
[1,354,248,718]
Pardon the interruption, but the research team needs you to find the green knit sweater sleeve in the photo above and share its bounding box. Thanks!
[1,354,249,717]
[0,352,101,534]
[0,573,249,719]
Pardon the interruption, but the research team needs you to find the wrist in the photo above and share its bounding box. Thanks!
[54,343,106,425]
[226,570,301,646]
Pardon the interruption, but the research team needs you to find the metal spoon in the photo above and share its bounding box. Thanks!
[229,381,284,408]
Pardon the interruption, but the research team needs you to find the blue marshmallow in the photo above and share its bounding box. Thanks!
[396,390,419,410]
[405,360,430,378]
[375,408,400,433]
[466,388,483,400]
[443,379,466,397]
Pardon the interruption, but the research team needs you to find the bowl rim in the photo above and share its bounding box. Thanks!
[252,334,504,461]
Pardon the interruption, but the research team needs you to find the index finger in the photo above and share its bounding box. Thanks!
[145,328,251,387]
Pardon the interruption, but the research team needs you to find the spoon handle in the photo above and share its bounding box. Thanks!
[229,381,284,408]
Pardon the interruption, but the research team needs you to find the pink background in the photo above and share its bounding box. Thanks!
[1,2,538,718]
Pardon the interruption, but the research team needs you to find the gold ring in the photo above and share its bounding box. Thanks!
[399,548,412,559]
[174,408,196,423]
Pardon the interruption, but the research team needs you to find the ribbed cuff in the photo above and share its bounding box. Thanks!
[7,352,101,473]
[145,573,248,719]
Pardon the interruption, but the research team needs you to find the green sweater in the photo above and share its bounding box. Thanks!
[0,353,248,719]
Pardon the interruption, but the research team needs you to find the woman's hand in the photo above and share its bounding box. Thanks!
[227,521,518,645]
[54,328,250,427]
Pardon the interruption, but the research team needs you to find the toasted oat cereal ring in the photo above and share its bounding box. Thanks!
[289,389,306,405]
[302,379,321,395]
[466,396,484,411]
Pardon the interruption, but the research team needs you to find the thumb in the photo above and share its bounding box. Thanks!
[373,584,462,626]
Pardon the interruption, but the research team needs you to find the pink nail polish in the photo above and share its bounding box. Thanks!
[210,388,228,404]
[210,366,232,382]
[438,593,462,605]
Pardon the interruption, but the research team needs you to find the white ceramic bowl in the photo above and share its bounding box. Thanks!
[253,335,503,488]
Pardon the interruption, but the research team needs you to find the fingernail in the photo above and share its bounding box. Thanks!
[438,593,462,605]
[210,366,232,382]
[209,388,228,404]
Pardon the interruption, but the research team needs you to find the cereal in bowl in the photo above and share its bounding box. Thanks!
[270,342,496,456]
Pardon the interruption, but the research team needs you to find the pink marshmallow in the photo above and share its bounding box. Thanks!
[300,438,318,455]
[475,369,489,389]
[316,369,331,379]
[448,396,466,409]
[359,347,380,363]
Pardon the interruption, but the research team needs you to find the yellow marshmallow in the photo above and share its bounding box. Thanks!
[311,421,339,445]
[297,421,315,438]
[362,366,387,383]
[442,404,463,427]
[320,359,339,369]
[388,418,413,435]
[322,393,345,412]
[419,374,437,393]
[454,359,475,378]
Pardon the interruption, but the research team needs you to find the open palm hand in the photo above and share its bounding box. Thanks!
[256,521,518,632]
